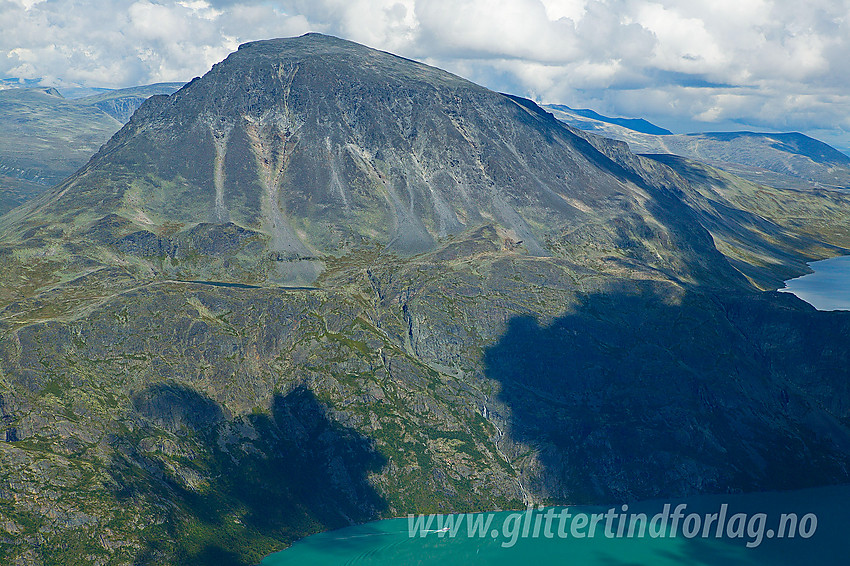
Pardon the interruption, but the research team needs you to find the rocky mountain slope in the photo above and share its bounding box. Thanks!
[2,34,850,565]
[0,83,183,215]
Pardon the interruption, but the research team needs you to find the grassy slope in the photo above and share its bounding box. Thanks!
[0,84,183,217]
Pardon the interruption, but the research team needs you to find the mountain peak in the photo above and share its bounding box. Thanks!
[218,33,476,94]
[4,35,729,288]
[238,32,354,50]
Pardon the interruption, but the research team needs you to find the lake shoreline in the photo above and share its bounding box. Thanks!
[779,254,850,310]
[261,484,850,565]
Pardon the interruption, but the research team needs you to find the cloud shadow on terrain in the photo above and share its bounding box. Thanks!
[483,283,850,505]
[111,384,387,566]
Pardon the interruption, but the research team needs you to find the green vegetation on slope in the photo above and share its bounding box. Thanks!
[0,84,183,216]
[2,34,850,566]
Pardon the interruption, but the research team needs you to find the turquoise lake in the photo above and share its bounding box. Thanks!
[261,484,849,565]
[780,255,850,310]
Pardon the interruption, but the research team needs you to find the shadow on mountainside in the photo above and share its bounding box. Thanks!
[110,384,387,566]
[483,283,850,505]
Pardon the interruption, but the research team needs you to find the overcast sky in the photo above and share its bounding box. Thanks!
[3,0,850,151]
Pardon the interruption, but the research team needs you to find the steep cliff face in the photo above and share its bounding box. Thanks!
[2,34,850,566]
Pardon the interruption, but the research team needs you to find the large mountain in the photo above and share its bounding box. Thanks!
[2,34,850,565]
[2,35,744,288]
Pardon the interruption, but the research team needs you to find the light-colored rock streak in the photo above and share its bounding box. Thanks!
[409,150,461,237]
[328,138,350,211]
[244,114,313,260]
[211,123,232,222]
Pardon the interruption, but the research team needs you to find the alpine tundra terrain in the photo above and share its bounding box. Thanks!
[1,34,850,565]
[546,103,850,191]
[0,83,183,216]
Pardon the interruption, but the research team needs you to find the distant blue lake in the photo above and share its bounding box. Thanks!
[261,485,850,565]
[780,255,850,310]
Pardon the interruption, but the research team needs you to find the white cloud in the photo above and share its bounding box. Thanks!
[2,0,850,147]
[0,0,312,86]
[540,0,588,22]
[636,3,727,73]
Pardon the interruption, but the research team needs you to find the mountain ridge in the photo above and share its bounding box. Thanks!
[546,103,850,190]
[545,103,673,135]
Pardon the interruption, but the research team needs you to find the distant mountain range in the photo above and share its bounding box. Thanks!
[0,77,182,100]
[0,82,183,215]
[544,103,673,135]
[545,104,850,190]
